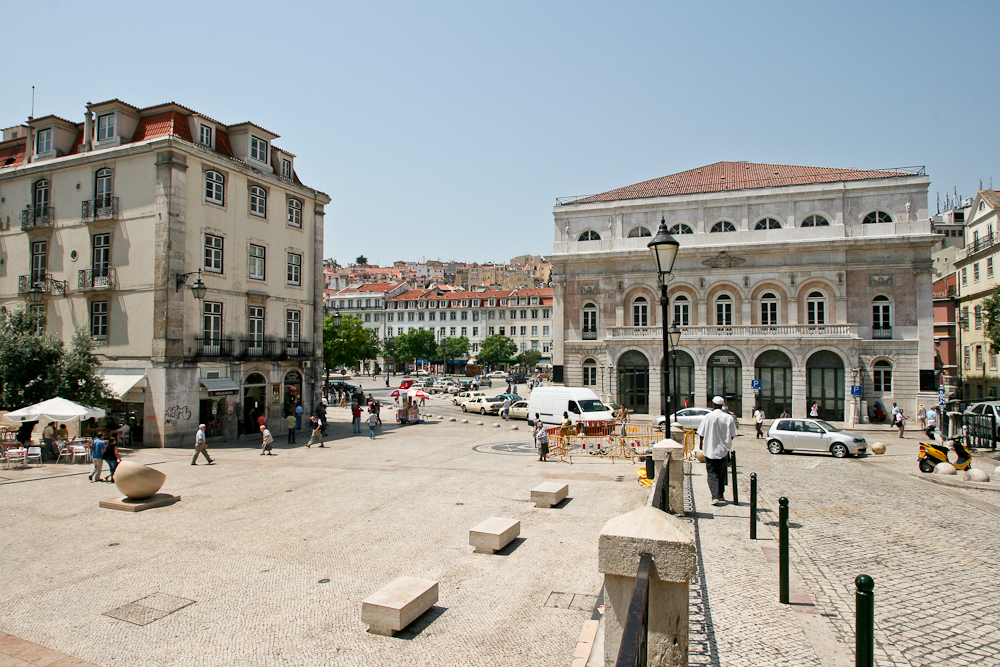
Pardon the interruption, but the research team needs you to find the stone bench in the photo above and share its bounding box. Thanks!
[469,517,520,554]
[361,577,439,636]
[532,481,568,508]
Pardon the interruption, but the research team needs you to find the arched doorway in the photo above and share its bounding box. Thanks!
[661,350,695,415]
[806,351,844,421]
[755,350,793,417]
[707,350,742,415]
[284,370,302,418]
[243,372,268,434]
[617,350,649,414]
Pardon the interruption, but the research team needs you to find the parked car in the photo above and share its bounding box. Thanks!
[431,379,457,393]
[463,396,504,414]
[496,393,522,404]
[963,401,1000,440]
[507,374,528,385]
[766,418,867,458]
[398,380,415,390]
[413,369,430,376]
[486,370,508,379]
[508,400,530,420]
[652,408,713,430]
[453,391,486,406]
[330,381,359,394]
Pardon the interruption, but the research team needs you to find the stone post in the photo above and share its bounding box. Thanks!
[599,506,696,667]
[651,439,684,514]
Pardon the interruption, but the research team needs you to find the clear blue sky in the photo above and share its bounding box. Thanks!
[3,1,997,265]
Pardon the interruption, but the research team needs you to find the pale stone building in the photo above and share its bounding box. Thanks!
[0,99,329,446]
[550,161,938,421]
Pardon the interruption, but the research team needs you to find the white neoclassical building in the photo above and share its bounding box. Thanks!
[549,161,939,422]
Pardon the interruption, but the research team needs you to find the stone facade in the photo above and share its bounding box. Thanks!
[550,162,937,421]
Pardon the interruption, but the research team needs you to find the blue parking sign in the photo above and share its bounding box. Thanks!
[751,379,761,390]
[851,385,863,397]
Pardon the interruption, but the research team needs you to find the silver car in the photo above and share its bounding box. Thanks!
[652,408,712,430]
[766,418,867,458]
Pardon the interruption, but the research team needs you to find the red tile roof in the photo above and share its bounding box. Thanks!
[981,191,1000,208]
[214,130,234,157]
[567,161,922,204]
[0,142,26,169]
[132,111,193,143]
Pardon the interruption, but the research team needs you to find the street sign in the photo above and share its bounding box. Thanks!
[851,385,863,397]
[938,387,946,406]
[751,379,761,390]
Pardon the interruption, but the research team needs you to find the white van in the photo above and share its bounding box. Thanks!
[526,387,615,427]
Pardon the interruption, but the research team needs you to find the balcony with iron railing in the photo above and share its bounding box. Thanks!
[966,232,996,256]
[21,206,55,231]
[583,330,598,340]
[78,267,117,292]
[195,338,235,358]
[17,273,68,296]
[605,324,860,340]
[872,327,892,340]
[237,339,312,360]
[81,197,119,222]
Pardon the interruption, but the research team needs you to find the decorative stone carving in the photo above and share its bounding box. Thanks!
[580,284,599,294]
[701,252,746,268]
[869,275,894,287]
[114,461,166,499]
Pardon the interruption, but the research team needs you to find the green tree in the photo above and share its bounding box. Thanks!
[323,313,379,371]
[393,329,437,364]
[517,349,543,369]
[356,255,368,265]
[0,307,112,409]
[983,287,1000,353]
[478,334,517,367]
[437,336,470,362]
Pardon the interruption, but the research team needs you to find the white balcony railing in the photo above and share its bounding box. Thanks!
[606,324,859,340]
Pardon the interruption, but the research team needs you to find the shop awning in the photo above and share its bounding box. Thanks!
[104,374,147,400]
[199,378,241,396]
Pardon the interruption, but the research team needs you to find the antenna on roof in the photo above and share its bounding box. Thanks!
[936,192,940,215]
[30,86,35,118]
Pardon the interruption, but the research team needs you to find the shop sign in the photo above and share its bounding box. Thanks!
[208,389,239,396]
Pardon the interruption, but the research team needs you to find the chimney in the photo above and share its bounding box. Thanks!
[83,106,93,152]
[24,124,33,164]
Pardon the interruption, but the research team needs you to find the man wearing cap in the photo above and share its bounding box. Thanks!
[191,423,214,465]
[697,396,738,506]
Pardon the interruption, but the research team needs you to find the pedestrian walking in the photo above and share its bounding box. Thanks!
[917,404,927,431]
[286,413,297,444]
[753,406,765,439]
[534,416,549,462]
[373,399,382,425]
[696,396,738,506]
[351,402,362,433]
[191,423,214,465]
[321,394,329,411]
[616,404,629,437]
[41,422,58,461]
[368,410,378,439]
[88,431,106,482]
[306,415,325,447]
[260,424,274,455]
[257,412,267,430]
[103,434,121,482]
[295,403,303,430]
[894,409,907,437]
[809,403,819,418]
[926,406,938,438]
[339,392,347,408]
[502,397,511,421]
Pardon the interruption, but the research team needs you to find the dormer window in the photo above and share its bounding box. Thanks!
[199,124,212,146]
[36,128,52,154]
[250,135,268,162]
[488,299,495,306]
[97,114,115,142]
[281,159,292,179]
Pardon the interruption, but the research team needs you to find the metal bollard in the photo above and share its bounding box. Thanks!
[645,453,654,481]
[855,575,875,667]
[730,451,739,505]
[779,497,789,604]
[750,473,757,540]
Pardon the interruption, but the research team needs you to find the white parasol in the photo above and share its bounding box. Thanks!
[4,397,107,423]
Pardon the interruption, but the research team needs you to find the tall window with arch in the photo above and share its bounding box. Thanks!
[872,295,891,339]
[33,179,50,213]
[95,168,112,206]
[632,296,648,327]
[582,358,597,386]
[873,360,892,392]
[578,230,601,241]
[715,294,733,326]
[760,292,778,325]
[806,291,826,326]
[672,294,690,326]
[582,302,598,340]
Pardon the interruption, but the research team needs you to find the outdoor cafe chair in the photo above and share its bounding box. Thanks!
[71,445,91,464]
[26,446,42,466]
[56,441,74,464]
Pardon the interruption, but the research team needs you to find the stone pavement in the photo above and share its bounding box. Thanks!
[0,630,101,667]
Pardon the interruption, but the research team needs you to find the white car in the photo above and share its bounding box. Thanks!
[508,400,530,420]
[412,369,430,376]
[486,370,508,379]
[453,391,486,407]
[652,408,713,430]
[463,396,503,414]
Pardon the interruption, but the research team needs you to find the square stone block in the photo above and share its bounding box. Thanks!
[361,576,438,636]
[469,517,520,554]
[100,493,181,512]
[532,481,568,508]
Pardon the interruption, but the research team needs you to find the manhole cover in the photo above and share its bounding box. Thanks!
[318,579,331,584]
[472,441,536,455]
[103,593,194,626]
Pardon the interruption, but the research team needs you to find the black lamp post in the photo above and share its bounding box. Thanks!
[648,216,680,421]
[668,321,682,422]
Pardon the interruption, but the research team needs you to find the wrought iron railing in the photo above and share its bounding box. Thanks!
[284,340,311,357]
[966,233,995,255]
[583,330,598,340]
[872,327,892,340]
[608,324,858,340]
[17,273,67,296]
[196,338,235,358]
[78,268,117,291]
[21,206,55,231]
[81,197,119,221]
[964,412,998,450]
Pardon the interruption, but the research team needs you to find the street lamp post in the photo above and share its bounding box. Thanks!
[648,216,680,421]
[669,321,682,419]
[327,310,341,394]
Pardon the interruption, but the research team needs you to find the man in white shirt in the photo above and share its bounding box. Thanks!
[696,396,738,506]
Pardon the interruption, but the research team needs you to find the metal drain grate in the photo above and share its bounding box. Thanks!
[615,475,625,482]
[544,591,598,611]
[103,593,195,626]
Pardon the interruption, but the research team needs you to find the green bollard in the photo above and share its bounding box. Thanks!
[750,473,757,540]
[730,450,739,505]
[779,497,789,604]
[855,575,874,667]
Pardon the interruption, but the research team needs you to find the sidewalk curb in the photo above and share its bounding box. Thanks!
[907,471,1000,492]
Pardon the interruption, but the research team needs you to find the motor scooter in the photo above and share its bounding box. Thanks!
[918,436,972,473]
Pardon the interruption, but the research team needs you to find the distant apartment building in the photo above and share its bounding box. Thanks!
[0,99,329,446]
[932,273,959,398]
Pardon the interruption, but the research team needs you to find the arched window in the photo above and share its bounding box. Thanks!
[872,295,891,338]
[668,224,693,234]
[582,358,597,386]
[287,198,302,227]
[672,294,690,326]
[760,292,778,325]
[632,296,648,327]
[627,226,651,238]
[801,214,829,227]
[205,171,224,205]
[250,186,267,217]
[33,179,50,209]
[715,293,733,326]
[582,302,598,340]
[873,360,892,392]
[754,218,781,230]
[806,291,826,325]
[711,221,737,233]
[578,230,601,241]
[863,210,893,224]
[95,168,112,204]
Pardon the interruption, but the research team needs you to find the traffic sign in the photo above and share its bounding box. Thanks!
[751,379,761,390]
[938,387,946,406]
[851,385,863,397]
